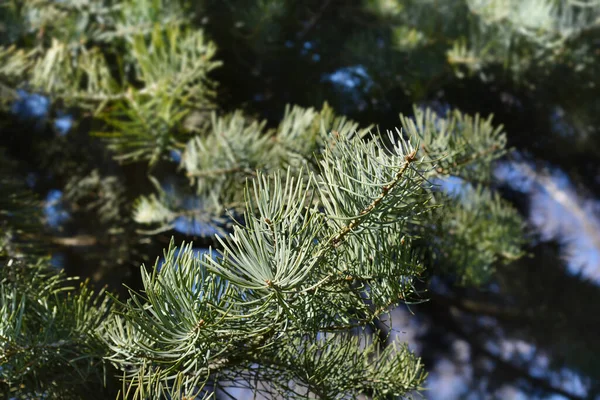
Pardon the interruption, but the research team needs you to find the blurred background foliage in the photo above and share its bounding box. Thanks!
[1,0,600,398]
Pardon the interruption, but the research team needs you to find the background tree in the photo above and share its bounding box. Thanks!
[1,0,599,399]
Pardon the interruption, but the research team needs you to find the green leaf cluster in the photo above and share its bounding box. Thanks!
[0,0,537,398]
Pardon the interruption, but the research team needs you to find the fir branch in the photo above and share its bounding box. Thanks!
[328,147,418,248]
[185,166,257,178]
[425,142,501,175]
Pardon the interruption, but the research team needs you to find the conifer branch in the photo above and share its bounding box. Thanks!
[328,147,418,248]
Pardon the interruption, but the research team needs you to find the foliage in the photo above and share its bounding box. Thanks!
[99,114,521,398]
[1,258,112,399]
[0,104,524,398]
[0,155,113,399]
[2,0,599,399]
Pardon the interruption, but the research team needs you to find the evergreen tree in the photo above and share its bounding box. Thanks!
[1,0,599,399]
